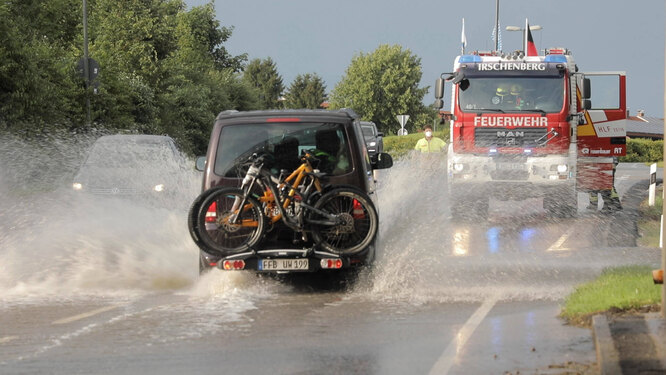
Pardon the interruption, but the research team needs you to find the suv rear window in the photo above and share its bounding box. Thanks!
[214,122,352,178]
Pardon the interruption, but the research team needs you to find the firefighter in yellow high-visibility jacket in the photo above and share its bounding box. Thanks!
[414,125,446,153]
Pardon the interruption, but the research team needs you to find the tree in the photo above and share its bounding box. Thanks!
[242,57,284,109]
[155,2,258,155]
[171,2,246,73]
[90,0,184,129]
[0,0,254,155]
[88,0,254,154]
[0,0,83,133]
[328,44,435,135]
[284,73,327,109]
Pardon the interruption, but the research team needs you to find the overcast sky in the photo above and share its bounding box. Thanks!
[185,0,664,118]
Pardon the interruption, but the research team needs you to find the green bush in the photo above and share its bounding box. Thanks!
[622,138,663,163]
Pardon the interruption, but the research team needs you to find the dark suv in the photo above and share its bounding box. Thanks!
[190,109,393,274]
[360,121,384,159]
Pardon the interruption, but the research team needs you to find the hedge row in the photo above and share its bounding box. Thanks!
[384,133,663,163]
[621,138,664,163]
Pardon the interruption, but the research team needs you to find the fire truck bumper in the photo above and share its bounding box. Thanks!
[449,181,575,201]
[447,156,579,218]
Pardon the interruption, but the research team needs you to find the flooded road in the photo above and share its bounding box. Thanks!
[0,140,661,374]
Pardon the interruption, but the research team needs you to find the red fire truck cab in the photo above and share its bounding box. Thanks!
[434,48,626,218]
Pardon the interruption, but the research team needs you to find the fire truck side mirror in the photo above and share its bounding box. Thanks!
[434,78,445,109]
[582,78,591,99]
[581,99,591,110]
[435,78,445,100]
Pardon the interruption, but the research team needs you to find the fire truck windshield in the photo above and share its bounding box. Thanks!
[458,77,564,113]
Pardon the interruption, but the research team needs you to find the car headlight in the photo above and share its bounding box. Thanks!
[556,164,568,173]
[153,184,165,192]
[453,163,465,172]
[368,141,376,147]
[72,182,83,191]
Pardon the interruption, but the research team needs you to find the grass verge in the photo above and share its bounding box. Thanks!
[637,184,663,247]
[562,184,663,327]
[561,265,661,327]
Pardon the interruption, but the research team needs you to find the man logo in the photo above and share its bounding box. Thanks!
[497,131,524,138]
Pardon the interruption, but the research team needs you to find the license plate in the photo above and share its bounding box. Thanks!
[259,258,309,271]
[496,163,526,171]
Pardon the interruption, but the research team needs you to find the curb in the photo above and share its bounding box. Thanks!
[645,313,666,371]
[592,315,622,375]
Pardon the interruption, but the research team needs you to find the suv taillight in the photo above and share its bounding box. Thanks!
[205,201,217,223]
[352,199,365,219]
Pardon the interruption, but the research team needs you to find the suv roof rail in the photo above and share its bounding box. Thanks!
[217,109,239,117]
[214,108,360,122]
[336,108,359,118]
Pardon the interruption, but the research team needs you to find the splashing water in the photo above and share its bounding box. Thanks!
[0,132,202,300]
[351,152,656,305]
[1,137,655,307]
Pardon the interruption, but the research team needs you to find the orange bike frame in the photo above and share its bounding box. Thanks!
[258,158,323,224]
[219,158,322,228]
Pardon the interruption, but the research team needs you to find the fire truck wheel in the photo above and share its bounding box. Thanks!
[544,197,577,218]
[450,197,488,221]
[602,197,623,213]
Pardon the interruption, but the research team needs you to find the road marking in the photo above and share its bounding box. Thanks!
[547,226,575,252]
[0,336,19,344]
[429,297,497,375]
[52,305,122,325]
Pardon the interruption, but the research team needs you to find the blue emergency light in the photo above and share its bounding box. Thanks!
[459,55,483,63]
[544,55,567,63]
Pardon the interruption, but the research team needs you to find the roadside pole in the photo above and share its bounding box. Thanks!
[83,0,91,126]
[662,30,665,318]
[649,163,657,206]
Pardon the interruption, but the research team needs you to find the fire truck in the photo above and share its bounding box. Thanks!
[434,48,627,217]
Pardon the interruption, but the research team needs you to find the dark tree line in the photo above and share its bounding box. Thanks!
[0,0,258,155]
[0,1,433,155]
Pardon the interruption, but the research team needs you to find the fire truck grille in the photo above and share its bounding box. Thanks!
[475,127,548,148]
[489,169,530,180]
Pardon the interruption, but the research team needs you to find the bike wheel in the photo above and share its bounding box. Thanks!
[310,188,378,255]
[188,187,219,253]
[193,187,265,256]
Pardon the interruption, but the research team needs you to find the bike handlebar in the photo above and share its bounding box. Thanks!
[300,149,316,161]
[250,153,266,164]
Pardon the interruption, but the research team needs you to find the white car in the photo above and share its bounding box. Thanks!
[72,134,189,205]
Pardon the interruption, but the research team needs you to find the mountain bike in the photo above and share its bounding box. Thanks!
[188,150,378,257]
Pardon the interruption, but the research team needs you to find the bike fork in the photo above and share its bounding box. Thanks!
[230,175,257,223]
